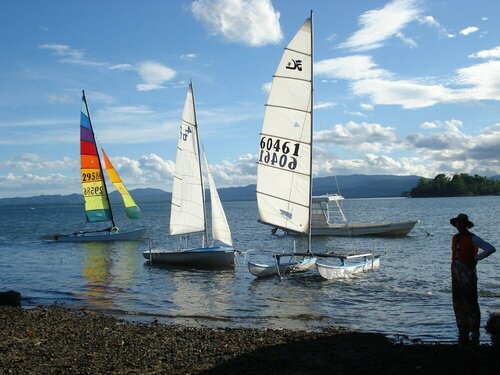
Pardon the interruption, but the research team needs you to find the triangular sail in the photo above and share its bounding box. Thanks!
[101,148,142,220]
[80,92,113,223]
[256,17,312,235]
[203,152,233,246]
[169,83,206,236]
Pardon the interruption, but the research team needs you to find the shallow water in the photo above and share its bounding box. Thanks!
[0,196,498,342]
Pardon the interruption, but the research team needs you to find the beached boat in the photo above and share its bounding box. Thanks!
[248,12,379,279]
[143,82,237,269]
[43,91,146,242]
[310,194,419,236]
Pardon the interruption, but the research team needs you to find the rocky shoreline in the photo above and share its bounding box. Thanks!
[0,305,498,374]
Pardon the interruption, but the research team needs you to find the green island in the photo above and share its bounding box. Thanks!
[406,173,500,197]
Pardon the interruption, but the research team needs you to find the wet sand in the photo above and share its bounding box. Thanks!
[1,305,498,374]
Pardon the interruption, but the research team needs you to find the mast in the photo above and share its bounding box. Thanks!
[82,90,116,228]
[308,10,314,254]
[190,81,208,246]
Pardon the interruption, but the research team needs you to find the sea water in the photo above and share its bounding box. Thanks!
[0,196,499,342]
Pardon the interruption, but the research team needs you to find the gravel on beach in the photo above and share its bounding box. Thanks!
[1,305,498,374]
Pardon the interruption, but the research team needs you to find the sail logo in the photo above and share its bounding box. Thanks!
[286,59,302,71]
[279,209,292,219]
[180,126,192,141]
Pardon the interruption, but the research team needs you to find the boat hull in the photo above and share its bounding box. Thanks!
[311,220,418,237]
[143,246,236,269]
[248,257,317,277]
[43,228,147,242]
[316,256,380,280]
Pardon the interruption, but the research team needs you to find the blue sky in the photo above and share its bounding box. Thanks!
[1,0,499,198]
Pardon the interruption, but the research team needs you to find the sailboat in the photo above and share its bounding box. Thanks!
[247,12,379,279]
[43,91,147,242]
[142,82,236,269]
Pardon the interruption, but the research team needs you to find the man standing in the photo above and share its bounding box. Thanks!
[450,213,496,344]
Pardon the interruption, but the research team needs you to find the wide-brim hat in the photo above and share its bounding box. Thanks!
[450,213,474,229]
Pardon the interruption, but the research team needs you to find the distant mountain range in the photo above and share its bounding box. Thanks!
[0,174,423,207]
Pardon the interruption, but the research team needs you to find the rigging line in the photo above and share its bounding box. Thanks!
[284,46,311,57]
[272,75,310,84]
[265,103,312,115]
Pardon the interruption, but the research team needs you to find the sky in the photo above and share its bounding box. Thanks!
[1,0,499,198]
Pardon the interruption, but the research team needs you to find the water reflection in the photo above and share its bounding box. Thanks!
[81,241,141,310]
[168,268,236,326]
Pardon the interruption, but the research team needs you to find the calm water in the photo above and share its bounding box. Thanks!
[0,197,499,342]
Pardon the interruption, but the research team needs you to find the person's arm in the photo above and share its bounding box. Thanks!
[472,235,496,261]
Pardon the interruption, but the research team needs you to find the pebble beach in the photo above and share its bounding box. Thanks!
[1,305,499,374]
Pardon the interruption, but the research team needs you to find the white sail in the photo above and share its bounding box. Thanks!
[203,152,233,247]
[256,17,312,234]
[169,84,206,236]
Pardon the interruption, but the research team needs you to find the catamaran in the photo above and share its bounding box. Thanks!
[43,91,146,242]
[247,12,380,279]
[142,82,237,269]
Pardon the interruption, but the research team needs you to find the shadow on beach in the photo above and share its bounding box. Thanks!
[0,305,498,374]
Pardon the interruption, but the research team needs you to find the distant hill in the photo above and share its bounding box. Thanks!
[312,174,420,198]
[0,174,422,207]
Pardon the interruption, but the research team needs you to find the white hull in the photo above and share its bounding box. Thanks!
[43,227,147,242]
[248,257,317,277]
[316,255,380,280]
[143,246,236,269]
[311,220,418,237]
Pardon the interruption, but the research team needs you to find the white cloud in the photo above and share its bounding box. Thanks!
[0,172,77,197]
[109,64,135,71]
[318,56,500,109]
[360,103,374,111]
[395,32,417,48]
[314,121,398,153]
[419,15,455,38]
[469,46,500,59]
[455,60,500,100]
[191,0,282,46]
[180,53,199,60]
[459,26,479,36]
[314,101,337,110]
[351,78,456,109]
[261,82,272,95]
[136,61,177,91]
[47,94,72,104]
[107,153,175,187]
[39,44,106,66]
[339,0,422,51]
[420,121,438,129]
[315,55,390,80]
[207,153,257,187]
[0,118,71,128]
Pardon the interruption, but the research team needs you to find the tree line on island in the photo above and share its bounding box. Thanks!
[405,173,500,197]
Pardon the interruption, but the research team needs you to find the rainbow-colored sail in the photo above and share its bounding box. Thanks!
[102,148,142,220]
[80,92,113,223]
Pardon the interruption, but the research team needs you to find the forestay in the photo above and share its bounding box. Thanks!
[256,17,312,235]
[169,84,206,236]
[203,152,233,246]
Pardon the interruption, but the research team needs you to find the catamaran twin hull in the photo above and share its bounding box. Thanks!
[311,220,419,237]
[316,255,380,280]
[248,252,380,279]
[44,228,147,242]
[143,246,236,269]
[247,256,317,277]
